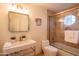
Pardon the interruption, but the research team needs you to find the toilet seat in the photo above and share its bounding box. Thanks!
[43,45,58,56]
[43,46,58,51]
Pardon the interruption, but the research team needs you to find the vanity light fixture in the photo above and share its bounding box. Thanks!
[8,3,29,14]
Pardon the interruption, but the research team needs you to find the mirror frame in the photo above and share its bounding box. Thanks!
[8,11,30,32]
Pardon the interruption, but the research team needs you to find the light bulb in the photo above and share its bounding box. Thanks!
[8,4,29,15]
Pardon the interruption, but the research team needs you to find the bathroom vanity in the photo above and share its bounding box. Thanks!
[3,10,36,56]
[3,39,36,56]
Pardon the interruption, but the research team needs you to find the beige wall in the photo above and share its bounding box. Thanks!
[0,4,47,54]
[47,10,56,16]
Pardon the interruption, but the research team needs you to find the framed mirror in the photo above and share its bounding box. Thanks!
[8,11,29,32]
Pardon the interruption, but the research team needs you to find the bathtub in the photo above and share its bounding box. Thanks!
[51,42,79,56]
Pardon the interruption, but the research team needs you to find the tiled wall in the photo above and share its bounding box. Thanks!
[54,8,79,49]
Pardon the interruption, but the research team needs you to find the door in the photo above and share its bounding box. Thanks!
[48,16,55,44]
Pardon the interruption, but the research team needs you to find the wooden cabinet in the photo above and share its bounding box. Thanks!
[9,48,34,56]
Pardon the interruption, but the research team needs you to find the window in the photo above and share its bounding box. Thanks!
[64,15,76,25]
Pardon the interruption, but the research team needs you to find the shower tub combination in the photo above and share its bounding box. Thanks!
[52,42,79,56]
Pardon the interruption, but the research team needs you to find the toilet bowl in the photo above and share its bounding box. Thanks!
[42,40,58,56]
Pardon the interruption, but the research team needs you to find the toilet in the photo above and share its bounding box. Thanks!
[42,40,58,56]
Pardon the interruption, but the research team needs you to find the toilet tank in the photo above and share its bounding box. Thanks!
[42,40,49,47]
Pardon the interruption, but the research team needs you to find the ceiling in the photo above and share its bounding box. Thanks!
[29,3,78,13]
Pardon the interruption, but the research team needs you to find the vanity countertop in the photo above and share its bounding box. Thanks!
[3,39,36,55]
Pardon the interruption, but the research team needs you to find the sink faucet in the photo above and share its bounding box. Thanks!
[20,36,26,41]
[20,36,23,41]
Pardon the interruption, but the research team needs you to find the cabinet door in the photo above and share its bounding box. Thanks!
[19,48,34,56]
